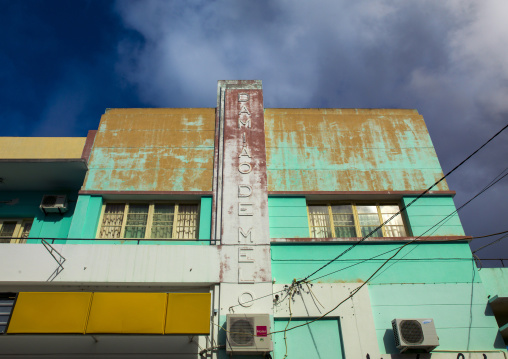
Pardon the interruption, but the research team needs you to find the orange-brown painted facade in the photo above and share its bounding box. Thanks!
[83,108,215,192]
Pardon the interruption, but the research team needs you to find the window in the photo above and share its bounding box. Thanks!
[0,219,33,244]
[98,203,199,240]
[308,203,407,238]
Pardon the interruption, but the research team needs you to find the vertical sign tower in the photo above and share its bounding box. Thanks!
[214,80,272,317]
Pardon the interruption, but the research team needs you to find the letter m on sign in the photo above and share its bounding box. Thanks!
[238,116,251,129]
[238,227,253,243]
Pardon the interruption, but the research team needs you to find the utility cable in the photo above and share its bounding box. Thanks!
[312,169,508,282]
[300,122,508,283]
[267,165,508,337]
[472,233,508,254]
[221,161,508,318]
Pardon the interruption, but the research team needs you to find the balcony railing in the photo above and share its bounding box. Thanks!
[0,237,212,245]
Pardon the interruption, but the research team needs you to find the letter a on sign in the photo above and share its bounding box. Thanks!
[239,106,251,116]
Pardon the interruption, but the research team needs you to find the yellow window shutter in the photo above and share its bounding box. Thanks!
[7,292,92,334]
[165,293,211,334]
[85,292,167,334]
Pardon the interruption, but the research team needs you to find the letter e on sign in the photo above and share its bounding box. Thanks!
[238,203,254,216]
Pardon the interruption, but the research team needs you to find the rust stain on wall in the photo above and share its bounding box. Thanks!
[84,108,215,192]
[264,108,448,192]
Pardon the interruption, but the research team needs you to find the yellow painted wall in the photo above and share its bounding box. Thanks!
[0,137,86,159]
[83,108,215,192]
[265,108,448,192]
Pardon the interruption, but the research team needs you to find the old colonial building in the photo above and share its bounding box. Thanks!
[0,80,506,358]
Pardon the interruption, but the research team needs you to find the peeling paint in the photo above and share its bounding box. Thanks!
[264,109,447,192]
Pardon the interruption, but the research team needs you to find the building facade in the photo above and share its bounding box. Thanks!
[0,80,506,358]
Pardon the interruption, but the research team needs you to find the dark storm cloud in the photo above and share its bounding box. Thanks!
[1,1,506,260]
[115,0,508,259]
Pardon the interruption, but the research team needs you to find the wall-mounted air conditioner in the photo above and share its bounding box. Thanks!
[226,314,273,355]
[392,318,439,353]
[40,195,68,214]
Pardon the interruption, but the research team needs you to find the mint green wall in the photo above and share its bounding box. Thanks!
[403,196,465,236]
[0,191,77,243]
[265,109,448,192]
[271,242,504,353]
[198,196,212,240]
[273,318,344,358]
[479,268,508,298]
[68,195,103,239]
[268,197,309,238]
[271,242,477,284]
[370,283,505,353]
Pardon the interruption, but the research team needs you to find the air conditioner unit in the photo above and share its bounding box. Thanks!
[226,314,273,355]
[40,195,68,214]
[392,318,439,353]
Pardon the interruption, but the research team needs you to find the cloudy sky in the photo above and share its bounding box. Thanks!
[1,0,507,262]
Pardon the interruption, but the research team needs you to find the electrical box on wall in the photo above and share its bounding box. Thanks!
[226,314,273,355]
[392,318,439,353]
[40,195,68,214]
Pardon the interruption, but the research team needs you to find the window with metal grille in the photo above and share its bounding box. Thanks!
[308,203,407,238]
[98,203,199,240]
[0,219,33,244]
[0,293,16,334]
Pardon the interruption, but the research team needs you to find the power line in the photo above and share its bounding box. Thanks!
[311,169,508,282]
[301,124,508,283]
[227,166,508,309]
[471,229,508,240]
[268,162,508,337]
[472,233,508,254]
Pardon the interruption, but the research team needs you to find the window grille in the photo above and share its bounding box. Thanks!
[98,203,199,240]
[308,203,407,238]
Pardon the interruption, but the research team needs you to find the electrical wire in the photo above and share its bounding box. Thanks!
[266,163,508,335]
[312,169,508,282]
[471,229,508,240]
[472,233,508,254]
[299,123,508,283]
[282,284,295,359]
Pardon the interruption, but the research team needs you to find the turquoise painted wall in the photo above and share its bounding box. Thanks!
[271,242,503,353]
[68,195,103,239]
[271,242,477,284]
[0,191,78,243]
[265,109,448,192]
[479,268,508,298]
[198,196,212,241]
[403,196,465,236]
[370,283,505,353]
[268,197,309,238]
[273,318,344,359]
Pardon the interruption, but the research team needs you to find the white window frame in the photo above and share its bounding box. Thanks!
[0,219,33,244]
[96,202,200,240]
[307,202,409,238]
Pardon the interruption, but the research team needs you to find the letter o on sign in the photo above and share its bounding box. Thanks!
[238,162,252,174]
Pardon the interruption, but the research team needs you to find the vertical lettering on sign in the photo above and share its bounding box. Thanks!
[238,227,253,243]
[238,93,250,102]
[238,203,254,216]
[238,162,252,174]
[238,185,252,197]
[239,247,254,263]
[239,146,252,158]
